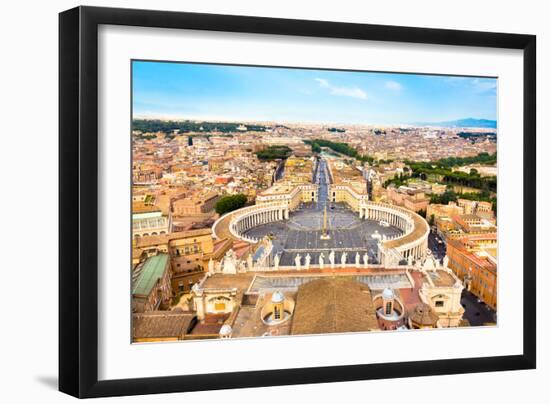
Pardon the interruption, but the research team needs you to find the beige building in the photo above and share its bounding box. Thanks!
[386,185,430,213]
[427,201,465,221]
[172,190,220,216]
[132,203,169,239]
[457,198,495,220]
[133,229,215,295]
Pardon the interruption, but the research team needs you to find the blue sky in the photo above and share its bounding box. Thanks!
[132,60,497,125]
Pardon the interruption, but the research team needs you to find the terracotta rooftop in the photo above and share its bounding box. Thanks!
[132,202,161,213]
[409,303,439,327]
[426,270,457,287]
[202,273,255,292]
[291,277,379,335]
[132,311,196,339]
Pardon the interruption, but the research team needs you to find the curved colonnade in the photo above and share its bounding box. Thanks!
[359,202,430,260]
[212,202,290,243]
[212,201,429,262]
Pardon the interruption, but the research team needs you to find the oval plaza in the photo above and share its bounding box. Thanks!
[213,157,430,269]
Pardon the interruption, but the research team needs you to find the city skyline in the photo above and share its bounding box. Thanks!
[130,59,498,343]
[132,61,497,125]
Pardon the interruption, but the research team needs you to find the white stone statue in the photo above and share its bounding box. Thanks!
[341,252,347,268]
[363,252,369,268]
[208,258,214,274]
[294,254,302,270]
[273,253,280,270]
[247,254,254,271]
[422,255,436,271]
[305,253,311,270]
[222,249,237,274]
[355,252,361,268]
[319,253,325,269]
[329,250,335,268]
[442,255,449,269]
[407,254,414,267]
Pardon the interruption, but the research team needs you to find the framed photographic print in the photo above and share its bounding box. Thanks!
[59,6,536,398]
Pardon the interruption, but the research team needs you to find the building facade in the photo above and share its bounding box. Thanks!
[446,234,497,310]
[132,254,172,313]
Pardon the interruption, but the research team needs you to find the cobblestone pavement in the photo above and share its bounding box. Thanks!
[245,158,403,266]
[245,205,402,266]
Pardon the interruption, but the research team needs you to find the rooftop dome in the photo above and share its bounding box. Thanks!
[409,303,439,326]
[219,324,232,336]
[271,291,285,304]
[382,288,395,300]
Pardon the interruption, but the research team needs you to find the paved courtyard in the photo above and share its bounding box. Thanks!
[244,203,403,266]
[245,158,402,266]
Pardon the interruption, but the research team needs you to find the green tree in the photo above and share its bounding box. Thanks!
[255,145,292,160]
[215,194,248,215]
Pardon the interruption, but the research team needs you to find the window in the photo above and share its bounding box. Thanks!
[435,300,444,307]
[385,302,392,315]
[273,305,281,320]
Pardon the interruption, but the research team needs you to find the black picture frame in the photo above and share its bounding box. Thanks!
[59,5,536,398]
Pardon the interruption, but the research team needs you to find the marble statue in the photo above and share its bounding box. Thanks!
[222,249,237,274]
[273,253,280,270]
[355,252,361,268]
[341,252,347,267]
[305,253,311,270]
[363,252,369,268]
[319,253,325,269]
[294,254,302,270]
[329,250,335,268]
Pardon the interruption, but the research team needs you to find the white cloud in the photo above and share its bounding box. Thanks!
[471,78,497,93]
[314,78,368,100]
[385,80,402,91]
[315,78,330,88]
[445,76,497,94]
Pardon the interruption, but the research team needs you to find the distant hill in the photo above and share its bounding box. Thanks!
[414,118,497,129]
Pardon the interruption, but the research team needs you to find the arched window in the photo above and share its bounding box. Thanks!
[385,302,392,315]
[273,305,281,320]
